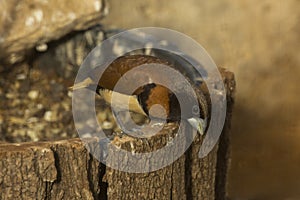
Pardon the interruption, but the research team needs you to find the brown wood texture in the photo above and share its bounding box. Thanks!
[0,70,235,200]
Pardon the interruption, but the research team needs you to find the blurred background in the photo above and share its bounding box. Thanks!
[102,0,300,199]
[0,0,299,199]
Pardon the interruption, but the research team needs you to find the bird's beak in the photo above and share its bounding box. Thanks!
[187,117,207,135]
[69,77,95,91]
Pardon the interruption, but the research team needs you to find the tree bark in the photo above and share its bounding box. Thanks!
[0,70,235,200]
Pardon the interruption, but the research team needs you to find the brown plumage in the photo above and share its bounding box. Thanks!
[89,55,177,119]
[70,54,208,134]
[98,55,169,91]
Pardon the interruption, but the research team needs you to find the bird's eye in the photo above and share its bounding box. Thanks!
[192,105,200,115]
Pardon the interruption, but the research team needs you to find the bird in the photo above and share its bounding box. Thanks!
[70,54,208,136]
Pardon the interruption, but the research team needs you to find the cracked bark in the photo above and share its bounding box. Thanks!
[0,138,102,199]
[0,70,235,200]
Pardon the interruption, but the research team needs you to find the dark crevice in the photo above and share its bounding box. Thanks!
[170,162,173,199]
[215,94,234,200]
[50,147,61,183]
[215,123,230,200]
[184,146,193,200]
[48,147,61,200]
[44,181,55,200]
[87,153,98,199]
[98,162,108,200]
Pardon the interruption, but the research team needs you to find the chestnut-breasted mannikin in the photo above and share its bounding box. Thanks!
[70,55,208,135]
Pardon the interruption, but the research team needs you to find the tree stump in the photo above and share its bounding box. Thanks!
[0,70,235,200]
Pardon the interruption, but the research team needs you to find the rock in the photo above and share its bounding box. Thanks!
[0,0,108,68]
[32,25,106,79]
[28,90,39,100]
[44,111,56,122]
